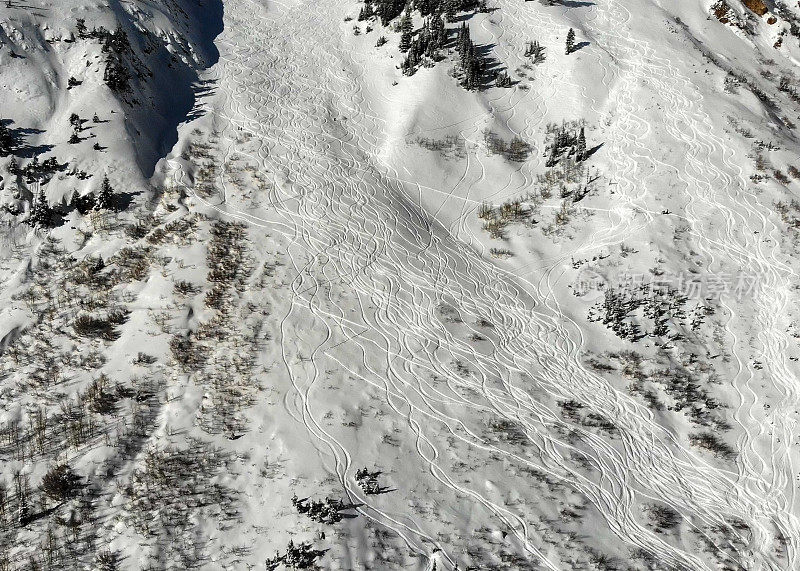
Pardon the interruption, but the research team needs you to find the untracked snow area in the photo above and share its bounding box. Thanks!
[2,0,800,569]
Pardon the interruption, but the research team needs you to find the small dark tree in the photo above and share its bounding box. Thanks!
[69,132,81,144]
[76,18,87,39]
[566,28,576,55]
[96,175,113,210]
[496,71,512,87]
[69,113,81,130]
[29,185,51,227]
[576,126,586,161]
[41,464,81,504]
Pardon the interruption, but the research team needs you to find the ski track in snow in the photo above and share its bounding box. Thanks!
[160,0,800,567]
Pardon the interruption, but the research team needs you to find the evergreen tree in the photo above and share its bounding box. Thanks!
[0,123,14,156]
[70,113,81,130]
[69,132,81,144]
[444,0,458,22]
[496,70,511,87]
[566,28,575,55]
[375,0,406,26]
[104,59,131,93]
[29,185,50,227]
[399,12,413,52]
[76,19,87,39]
[96,175,113,210]
[576,126,586,161]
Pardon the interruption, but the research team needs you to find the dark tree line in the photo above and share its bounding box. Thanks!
[363,0,483,26]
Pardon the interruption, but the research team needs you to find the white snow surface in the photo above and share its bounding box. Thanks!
[3,0,800,569]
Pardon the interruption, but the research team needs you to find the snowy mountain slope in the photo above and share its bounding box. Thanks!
[3,0,800,569]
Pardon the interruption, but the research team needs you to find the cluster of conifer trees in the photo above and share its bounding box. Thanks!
[361,0,481,27]
[545,122,587,167]
[76,19,131,93]
[399,12,447,75]
[456,22,485,90]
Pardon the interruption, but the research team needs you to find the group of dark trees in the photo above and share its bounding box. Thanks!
[545,121,587,167]
[524,39,546,64]
[456,22,486,90]
[101,29,132,94]
[266,540,327,570]
[362,0,522,90]
[3,464,81,528]
[291,494,351,524]
[363,0,482,24]
[29,175,114,227]
[400,12,447,74]
[76,18,131,93]
[0,122,17,156]
[356,467,385,495]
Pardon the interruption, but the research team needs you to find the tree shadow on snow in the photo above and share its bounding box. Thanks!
[1,119,54,158]
[572,41,591,52]
[585,142,604,159]
[560,1,596,7]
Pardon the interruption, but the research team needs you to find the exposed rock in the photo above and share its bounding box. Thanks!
[743,0,768,16]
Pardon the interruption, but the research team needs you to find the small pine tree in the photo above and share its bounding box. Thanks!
[566,28,576,55]
[496,71,512,87]
[76,18,87,39]
[69,113,81,130]
[69,132,81,144]
[96,175,113,210]
[29,185,50,227]
[576,126,586,161]
[93,113,100,123]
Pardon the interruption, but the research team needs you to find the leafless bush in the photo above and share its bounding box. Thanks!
[482,217,507,239]
[484,131,533,162]
[73,314,121,341]
[646,503,681,531]
[174,280,199,295]
[85,374,119,415]
[413,134,466,158]
[169,336,207,370]
[41,464,81,504]
[689,432,735,458]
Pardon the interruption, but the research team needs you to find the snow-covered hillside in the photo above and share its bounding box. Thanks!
[2,0,800,569]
